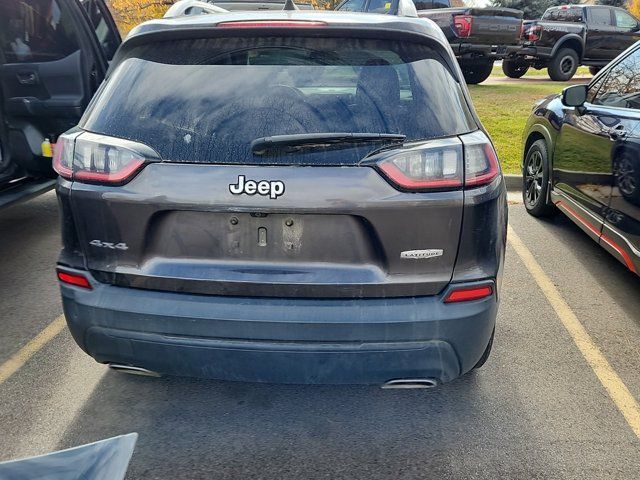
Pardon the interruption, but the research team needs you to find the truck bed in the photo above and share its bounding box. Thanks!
[419,7,523,46]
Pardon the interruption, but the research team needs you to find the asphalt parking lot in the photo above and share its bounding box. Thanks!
[1,190,639,479]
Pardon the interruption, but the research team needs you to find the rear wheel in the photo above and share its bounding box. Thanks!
[548,48,579,81]
[523,139,556,217]
[502,59,529,79]
[460,59,494,85]
[615,153,640,206]
[472,328,494,370]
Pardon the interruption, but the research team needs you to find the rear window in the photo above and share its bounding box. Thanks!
[542,7,584,23]
[82,36,476,165]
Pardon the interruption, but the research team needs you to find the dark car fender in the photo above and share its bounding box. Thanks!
[522,95,564,162]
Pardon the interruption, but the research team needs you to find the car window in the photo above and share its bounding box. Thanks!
[81,0,119,61]
[614,10,638,30]
[367,0,392,13]
[414,0,450,9]
[586,73,607,104]
[85,36,476,166]
[337,0,367,12]
[0,0,81,63]
[542,7,583,22]
[592,48,640,109]
[588,8,612,27]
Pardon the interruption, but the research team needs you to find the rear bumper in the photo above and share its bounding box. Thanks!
[59,271,497,385]
[455,43,522,59]
[513,46,551,60]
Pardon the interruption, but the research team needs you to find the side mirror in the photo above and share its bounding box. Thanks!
[562,84,588,108]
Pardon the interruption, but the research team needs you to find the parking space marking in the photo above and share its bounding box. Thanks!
[0,315,66,386]
[508,225,640,438]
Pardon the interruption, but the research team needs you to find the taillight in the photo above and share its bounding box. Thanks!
[370,132,500,192]
[453,15,473,38]
[53,131,160,185]
[373,138,464,191]
[57,270,92,290]
[444,284,493,303]
[527,25,542,42]
[462,131,501,188]
[217,20,327,28]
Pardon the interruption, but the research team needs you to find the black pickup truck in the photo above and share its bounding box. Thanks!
[336,0,524,84]
[507,5,640,81]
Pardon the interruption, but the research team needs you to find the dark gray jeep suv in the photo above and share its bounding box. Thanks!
[54,11,507,386]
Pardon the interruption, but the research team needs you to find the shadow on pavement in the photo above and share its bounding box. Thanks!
[521,212,640,324]
[54,370,547,479]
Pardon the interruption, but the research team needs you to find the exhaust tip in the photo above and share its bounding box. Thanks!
[108,363,161,377]
[381,378,438,389]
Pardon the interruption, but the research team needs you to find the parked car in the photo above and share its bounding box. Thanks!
[0,0,120,187]
[336,0,524,84]
[508,5,640,81]
[522,42,640,275]
[55,10,507,386]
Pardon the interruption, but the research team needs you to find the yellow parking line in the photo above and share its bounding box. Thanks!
[508,225,640,438]
[0,315,66,386]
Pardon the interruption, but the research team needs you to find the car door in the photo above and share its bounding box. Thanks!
[611,8,640,54]
[80,0,122,61]
[552,63,630,225]
[585,7,616,61]
[594,47,640,272]
[0,0,116,176]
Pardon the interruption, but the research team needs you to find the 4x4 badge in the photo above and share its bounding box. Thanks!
[229,175,285,199]
[400,249,443,259]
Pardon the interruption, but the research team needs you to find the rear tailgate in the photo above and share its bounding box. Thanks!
[68,29,478,299]
[71,164,464,298]
[420,7,523,45]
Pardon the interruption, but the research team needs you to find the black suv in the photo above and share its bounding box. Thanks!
[511,5,640,81]
[0,0,120,186]
[522,42,640,275]
[54,11,507,385]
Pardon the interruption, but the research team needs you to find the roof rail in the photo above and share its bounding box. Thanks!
[163,0,228,18]
[283,0,300,11]
[396,0,418,18]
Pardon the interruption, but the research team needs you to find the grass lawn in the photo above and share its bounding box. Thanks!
[475,64,595,174]
[490,64,590,78]
[469,82,569,174]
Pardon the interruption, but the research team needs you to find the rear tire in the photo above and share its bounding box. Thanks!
[548,48,579,81]
[502,59,529,79]
[461,59,494,85]
[523,139,556,217]
[473,328,494,370]
[615,153,640,206]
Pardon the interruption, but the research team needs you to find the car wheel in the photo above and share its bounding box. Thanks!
[548,48,579,81]
[615,153,640,206]
[472,328,494,370]
[461,59,494,85]
[523,139,556,217]
[589,66,601,76]
[502,59,529,79]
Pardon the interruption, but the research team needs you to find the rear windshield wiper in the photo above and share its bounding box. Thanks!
[250,133,406,156]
